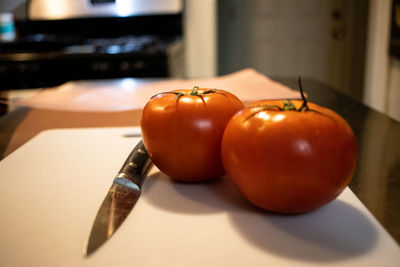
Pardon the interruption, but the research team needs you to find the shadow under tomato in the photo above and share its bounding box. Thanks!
[228,199,378,262]
[141,169,378,262]
[141,170,254,214]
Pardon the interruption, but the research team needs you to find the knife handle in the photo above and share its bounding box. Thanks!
[117,140,152,187]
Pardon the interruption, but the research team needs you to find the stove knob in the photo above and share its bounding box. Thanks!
[132,61,145,70]
[120,61,130,71]
[91,62,109,71]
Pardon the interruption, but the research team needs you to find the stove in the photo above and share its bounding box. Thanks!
[0,1,184,90]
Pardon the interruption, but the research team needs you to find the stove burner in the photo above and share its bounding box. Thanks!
[0,34,181,89]
[80,36,168,54]
[0,34,171,55]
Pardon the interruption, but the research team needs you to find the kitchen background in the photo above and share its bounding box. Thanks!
[0,0,399,121]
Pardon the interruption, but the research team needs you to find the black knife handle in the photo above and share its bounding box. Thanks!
[117,140,152,187]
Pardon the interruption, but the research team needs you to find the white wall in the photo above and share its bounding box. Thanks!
[0,0,26,19]
[184,0,217,78]
[0,0,25,12]
[364,0,400,122]
[387,58,400,121]
[363,0,392,113]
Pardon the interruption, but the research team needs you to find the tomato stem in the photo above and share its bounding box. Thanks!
[298,76,309,112]
[190,86,200,95]
[202,89,217,95]
[244,105,283,121]
[151,87,220,101]
[283,100,297,111]
[243,77,338,123]
[151,91,184,99]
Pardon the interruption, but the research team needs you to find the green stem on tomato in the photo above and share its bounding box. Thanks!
[283,100,297,111]
[202,89,217,95]
[190,86,199,95]
[150,91,184,99]
[243,75,337,123]
[151,87,220,101]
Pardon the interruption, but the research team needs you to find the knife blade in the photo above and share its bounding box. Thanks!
[85,139,152,256]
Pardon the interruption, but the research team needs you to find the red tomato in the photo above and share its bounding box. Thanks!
[221,99,357,213]
[141,87,244,182]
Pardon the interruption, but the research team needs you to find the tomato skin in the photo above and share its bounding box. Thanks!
[221,100,357,213]
[141,89,244,182]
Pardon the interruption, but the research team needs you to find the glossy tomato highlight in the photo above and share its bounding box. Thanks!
[221,99,357,214]
[141,87,244,182]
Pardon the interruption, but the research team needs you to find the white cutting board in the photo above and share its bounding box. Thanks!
[0,127,398,267]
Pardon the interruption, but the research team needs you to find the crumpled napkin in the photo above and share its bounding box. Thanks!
[16,69,301,112]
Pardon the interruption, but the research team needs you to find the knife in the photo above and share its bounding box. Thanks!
[85,140,152,256]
